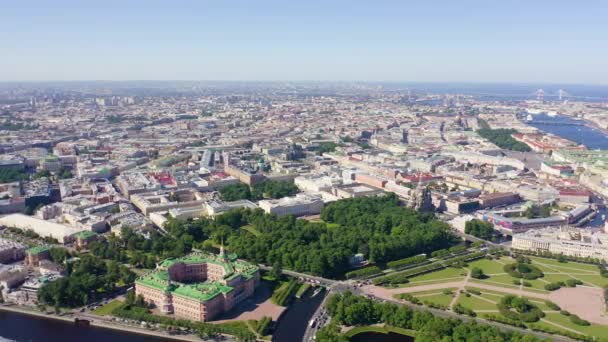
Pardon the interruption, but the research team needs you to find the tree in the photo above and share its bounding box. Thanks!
[270,261,283,280]
[471,267,486,279]
[464,219,495,240]
[219,183,252,201]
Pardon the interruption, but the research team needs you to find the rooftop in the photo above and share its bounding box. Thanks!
[136,252,259,302]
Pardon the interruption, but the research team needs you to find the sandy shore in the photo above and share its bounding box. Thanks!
[0,304,202,342]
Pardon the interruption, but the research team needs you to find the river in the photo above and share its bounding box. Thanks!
[527,113,608,150]
[0,310,175,342]
[0,290,326,342]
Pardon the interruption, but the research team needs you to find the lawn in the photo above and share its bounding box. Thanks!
[406,267,467,283]
[92,300,124,316]
[466,258,507,274]
[410,288,457,307]
[457,294,498,311]
[470,274,520,289]
[574,274,608,288]
[540,313,608,340]
[295,283,311,298]
[529,257,599,273]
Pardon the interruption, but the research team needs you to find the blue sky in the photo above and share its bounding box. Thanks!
[1,0,606,83]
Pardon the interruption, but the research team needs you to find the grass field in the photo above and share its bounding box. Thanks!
[92,300,123,316]
[465,258,507,274]
[295,283,311,298]
[528,257,600,273]
[383,253,608,342]
[539,313,608,340]
[406,267,467,283]
[470,274,521,289]
[457,294,498,311]
[409,288,457,307]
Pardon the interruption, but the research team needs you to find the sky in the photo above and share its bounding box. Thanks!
[1,0,607,83]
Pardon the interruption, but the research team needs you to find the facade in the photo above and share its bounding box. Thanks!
[512,227,608,261]
[478,192,520,209]
[25,246,50,266]
[258,193,324,217]
[0,238,26,263]
[135,251,259,322]
[0,264,27,289]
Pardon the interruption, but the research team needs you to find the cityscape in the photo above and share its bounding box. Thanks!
[2,1,608,342]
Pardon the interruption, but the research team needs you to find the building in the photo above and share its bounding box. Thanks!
[332,183,384,199]
[0,238,26,263]
[480,213,567,235]
[478,192,520,209]
[0,264,27,289]
[135,251,259,322]
[512,227,608,261]
[25,246,50,266]
[74,231,98,248]
[0,214,97,244]
[258,193,324,217]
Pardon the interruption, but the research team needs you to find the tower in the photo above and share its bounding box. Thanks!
[536,89,545,102]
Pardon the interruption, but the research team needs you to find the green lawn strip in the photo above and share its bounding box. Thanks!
[326,223,341,229]
[466,258,508,274]
[295,283,311,298]
[542,273,576,283]
[92,300,124,316]
[417,294,455,307]
[398,278,463,288]
[271,279,300,306]
[408,288,458,297]
[469,275,521,289]
[575,274,608,288]
[406,266,467,282]
[516,279,551,293]
[456,294,498,311]
[241,225,262,237]
[540,313,608,340]
[343,325,416,338]
[528,257,599,273]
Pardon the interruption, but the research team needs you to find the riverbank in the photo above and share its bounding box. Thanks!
[0,304,200,342]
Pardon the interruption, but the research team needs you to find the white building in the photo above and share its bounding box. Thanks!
[258,193,324,217]
[512,226,608,261]
[0,214,85,244]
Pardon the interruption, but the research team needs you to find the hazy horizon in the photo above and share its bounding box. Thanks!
[2,1,607,83]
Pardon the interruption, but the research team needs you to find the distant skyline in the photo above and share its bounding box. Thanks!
[1,0,607,83]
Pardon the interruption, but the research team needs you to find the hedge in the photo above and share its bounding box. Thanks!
[387,255,427,270]
[345,266,383,279]
[503,263,543,280]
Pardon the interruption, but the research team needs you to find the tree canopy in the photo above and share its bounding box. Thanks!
[317,291,543,342]
[476,128,531,152]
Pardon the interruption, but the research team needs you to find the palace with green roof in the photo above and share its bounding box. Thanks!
[135,249,260,321]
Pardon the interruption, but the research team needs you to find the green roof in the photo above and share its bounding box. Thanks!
[136,252,259,302]
[74,231,98,239]
[27,246,50,255]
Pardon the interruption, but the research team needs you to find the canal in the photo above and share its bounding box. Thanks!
[273,290,326,342]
